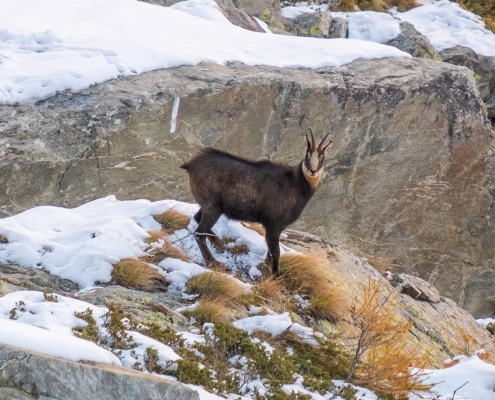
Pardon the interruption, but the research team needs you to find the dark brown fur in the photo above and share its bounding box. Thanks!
[181,132,331,275]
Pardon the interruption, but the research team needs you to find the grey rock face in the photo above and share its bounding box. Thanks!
[0,264,79,297]
[76,285,190,329]
[391,274,441,303]
[0,344,199,400]
[440,46,495,121]
[0,58,494,317]
[328,17,348,38]
[386,21,440,60]
[283,11,332,38]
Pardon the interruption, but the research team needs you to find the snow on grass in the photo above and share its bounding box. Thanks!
[397,0,495,56]
[0,196,271,289]
[0,0,409,105]
[0,319,121,365]
[233,311,320,345]
[0,291,119,364]
[477,317,495,328]
[409,356,495,400]
[0,290,183,369]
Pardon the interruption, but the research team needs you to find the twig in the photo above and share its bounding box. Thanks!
[451,381,469,400]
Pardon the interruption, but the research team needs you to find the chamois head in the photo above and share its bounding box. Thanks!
[302,128,332,187]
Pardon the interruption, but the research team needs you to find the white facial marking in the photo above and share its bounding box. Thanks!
[309,151,319,172]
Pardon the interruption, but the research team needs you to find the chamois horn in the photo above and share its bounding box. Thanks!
[308,128,316,149]
[319,131,332,150]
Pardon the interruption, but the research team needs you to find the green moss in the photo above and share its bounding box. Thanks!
[309,23,322,37]
[145,347,160,373]
[336,385,358,400]
[73,308,99,343]
[486,322,495,335]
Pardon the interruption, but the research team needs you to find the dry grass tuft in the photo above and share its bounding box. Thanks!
[230,244,249,256]
[279,253,348,322]
[279,254,331,294]
[242,222,266,236]
[142,237,191,264]
[0,235,7,243]
[153,208,190,234]
[143,230,167,245]
[181,298,231,325]
[186,271,244,305]
[250,277,286,311]
[112,258,169,292]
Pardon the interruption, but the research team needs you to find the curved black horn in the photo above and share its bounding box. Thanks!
[308,128,315,149]
[318,131,331,148]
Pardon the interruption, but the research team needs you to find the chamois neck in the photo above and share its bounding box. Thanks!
[299,161,322,190]
[294,162,318,197]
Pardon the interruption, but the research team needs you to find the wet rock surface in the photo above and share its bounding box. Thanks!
[0,58,494,316]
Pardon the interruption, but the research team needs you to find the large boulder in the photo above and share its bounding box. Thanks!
[440,46,495,122]
[386,21,440,60]
[0,58,494,317]
[0,344,199,400]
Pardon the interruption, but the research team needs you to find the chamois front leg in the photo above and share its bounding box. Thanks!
[194,208,225,253]
[265,229,282,276]
[194,206,223,266]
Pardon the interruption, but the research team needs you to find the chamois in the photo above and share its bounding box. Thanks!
[180,129,332,275]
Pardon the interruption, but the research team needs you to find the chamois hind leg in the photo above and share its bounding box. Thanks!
[265,229,282,276]
[194,208,225,253]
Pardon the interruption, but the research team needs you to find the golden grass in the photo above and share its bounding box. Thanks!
[112,258,169,292]
[278,253,348,322]
[143,230,167,245]
[153,209,190,234]
[242,222,266,236]
[230,244,249,256]
[458,0,495,33]
[250,277,286,312]
[185,271,244,305]
[142,237,191,264]
[181,298,231,325]
[0,235,7,243]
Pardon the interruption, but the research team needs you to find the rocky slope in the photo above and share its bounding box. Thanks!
[0,226,493,399]
[1,57,494,316]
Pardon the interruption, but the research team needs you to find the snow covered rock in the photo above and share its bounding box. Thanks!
[440,46,495,121]
[386,21,440,60]
[282,11,333,38]
[0,343,199,400]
